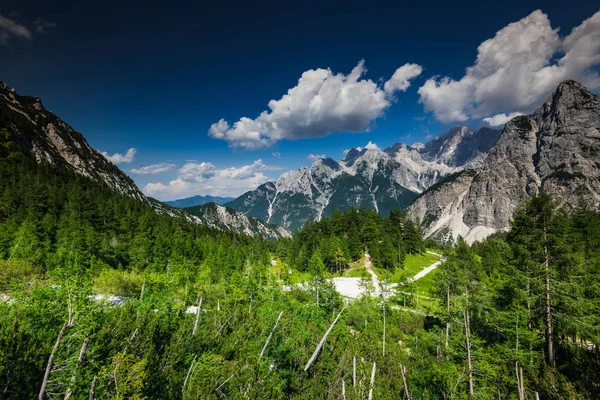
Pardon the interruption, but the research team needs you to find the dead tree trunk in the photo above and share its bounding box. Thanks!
[544,225,554,367]
[215,310,237,337]
[446,285,450,348]
[140,280,147,300]
[192,297,203,336]
[515,315,525,400]
[88,376,96,400]
[259,311,283,361]
[39,322,72,400]
[182,355,197,395]
[64,332,90,400]
[464,288,474,398]
[353,356,356,388]
[304,305,347,371]
[382,298,386,357]
[368,362,376,400]
[400,364,412,400]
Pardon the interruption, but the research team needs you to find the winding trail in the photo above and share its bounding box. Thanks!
[407,251,443,282]
[331,250,444,299]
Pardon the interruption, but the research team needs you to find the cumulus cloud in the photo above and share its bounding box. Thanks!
[0,14,55,46]
[178,162,216,181]
[483,112,524,127]
[356,141,381,151]
[143,159,282,199]
[418,10,600,123]
[272,152,281,158]
[384,63,423,94]
[209,60,422,149]
[307,154,326,161]
[101,148,137,164]
[131,162,176,175]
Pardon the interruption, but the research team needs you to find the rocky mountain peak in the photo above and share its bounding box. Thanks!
[408,80,600,244]
[343,148,361,162]
[535,79,600,127]
[314,157,341,171]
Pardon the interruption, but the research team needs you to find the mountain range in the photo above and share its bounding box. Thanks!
[226,126,501,230]
[0,81,289,239]
[408,80,600,243]
[165,195,234,208]
[4,77,598,245]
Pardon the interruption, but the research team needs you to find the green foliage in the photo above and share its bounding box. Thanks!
[1,150,599,399]
[93,269,145,297]
[280,207,426,276]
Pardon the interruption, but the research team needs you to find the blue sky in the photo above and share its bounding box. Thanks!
[1,0,599,200]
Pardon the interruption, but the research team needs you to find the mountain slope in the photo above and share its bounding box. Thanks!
[165,195,234,208]
[183,203,291,239]
[408,80,600,244]
[228,126,500,230]
[0,81,145,201]
[0,81,289,239]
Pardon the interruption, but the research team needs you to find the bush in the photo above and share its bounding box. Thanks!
[93,268,144,297]
[0,259,39,290]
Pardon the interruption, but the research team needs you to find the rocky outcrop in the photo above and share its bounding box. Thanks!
[183,203,291,239]
[408,80,600,244]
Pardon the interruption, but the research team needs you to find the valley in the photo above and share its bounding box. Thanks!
[0,77,599,399]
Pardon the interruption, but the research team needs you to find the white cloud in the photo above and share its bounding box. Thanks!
[221,159,276,179]
[178,162,216,181]
[143,159,282,199]
[272,152,281,158]
[343,149,350,155]
[483,112,524,127]
[209,59,422,149]
[131,162,176,175]
[101,148,137,164]
[355,141,381,152]
[384,63,423,94]
[418,10,600,123]
[0,14,56,46]
[307,154,326,161]
[0,15,32,45]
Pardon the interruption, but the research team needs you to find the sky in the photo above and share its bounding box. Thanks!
[1,0,599,200]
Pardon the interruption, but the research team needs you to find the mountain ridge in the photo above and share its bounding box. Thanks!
[0,80,145,201]
[227,126,501,230]
[0,81,289,240]
[165,195,234,208]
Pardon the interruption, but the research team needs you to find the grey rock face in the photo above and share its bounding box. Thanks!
[408,80,600,244]
[183,203,291,239]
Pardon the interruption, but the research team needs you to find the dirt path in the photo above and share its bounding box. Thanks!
[363,250,379,291]
[407,251,444,282]
[332,250,443,299]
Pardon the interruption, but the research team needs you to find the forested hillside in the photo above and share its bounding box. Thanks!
[275,208,426,274]
[1,129,600,399]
